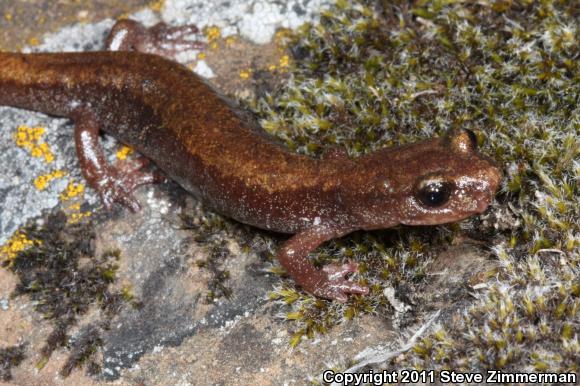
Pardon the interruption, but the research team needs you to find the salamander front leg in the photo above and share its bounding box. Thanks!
[73,110,163,212]
[277,225,369,302]
[105,19,204,58]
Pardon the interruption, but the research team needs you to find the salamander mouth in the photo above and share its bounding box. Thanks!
[483,165,503,204]
[464,161,502,210]
[475,195,492,213]
[469,175,500,215]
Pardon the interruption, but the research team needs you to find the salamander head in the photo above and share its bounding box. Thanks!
[355,128,502,229]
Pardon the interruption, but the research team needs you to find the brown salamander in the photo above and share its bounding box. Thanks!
[0,21,502,302]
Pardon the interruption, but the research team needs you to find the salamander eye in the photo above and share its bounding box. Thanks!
[416,179,454,207]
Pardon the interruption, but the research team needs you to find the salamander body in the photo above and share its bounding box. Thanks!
[0,21,502,301]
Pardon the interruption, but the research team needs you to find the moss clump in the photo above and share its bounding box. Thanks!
[180,203,275,303]
[181,206,236,302]
[0,344,26,381]
[409,251,579,373]
[60,324,103,377]
[195,244,234,303]
[1,211,140,377]
[252,0,578,368]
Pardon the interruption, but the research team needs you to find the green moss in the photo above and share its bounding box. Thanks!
[0,344,26,381]
[1,211,139,377]
[180,204,275,303]
[60,325,103,377]
[252,0,578,370]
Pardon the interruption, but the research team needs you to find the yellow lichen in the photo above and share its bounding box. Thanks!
[205,26,221,42]
[28,37,39,46]
[239,69,252,79]
[59,181,85,201]
[1,231,40,265]
[68,211,92,224]
[33,170,66,191]
[13,125,55,164]
[38,143,54,163]
[224,36,237,46]
[279,55,290,68]
[66,203,82,211]
[203,26,221,50]
[116,145,134,160]
[61,202,92,224]
[149,0,165,12]
[278,54,290,73]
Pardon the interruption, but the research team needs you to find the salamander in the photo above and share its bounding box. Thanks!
[0,20,502,302]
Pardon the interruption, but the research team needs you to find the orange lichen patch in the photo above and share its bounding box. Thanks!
[15,125,44,145]
[33,170,66,191]
[28,36,40,46]
[224,36,237,46]
[149,0,165,12]
[59,181,85,201]
[279,55,290,69]
[59,184,90,223]
[239,69,252,79]
[204,26,221,49]
[1,231,40,265]
[68,211,93,224]
[31,143,54,162]
[14,125,55,163]
[116,145,134,160]
[66,203,82,211]
[60,202,92,224]
[205,26,221,42]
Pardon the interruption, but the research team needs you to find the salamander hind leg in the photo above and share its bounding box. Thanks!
[105,19,204,58]
[72,109,164,212]
[277,225,369,302]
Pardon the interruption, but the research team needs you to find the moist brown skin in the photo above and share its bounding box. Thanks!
[0,21,502,302]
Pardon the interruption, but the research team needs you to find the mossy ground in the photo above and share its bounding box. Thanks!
[0,343,26,381]
[181,205,248,303]
[1,211,139,377]
[248,0,578,373]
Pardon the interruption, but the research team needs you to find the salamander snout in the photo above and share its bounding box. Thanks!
[399,129,503,226]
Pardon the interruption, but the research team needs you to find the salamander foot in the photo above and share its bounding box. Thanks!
[105,19,204,59]
[313,262,369,303]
